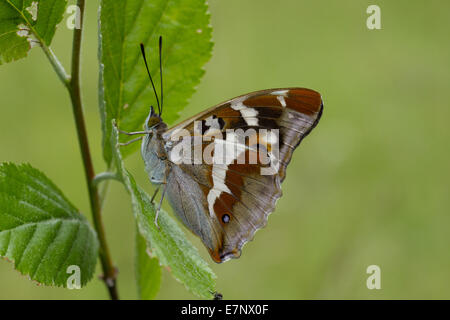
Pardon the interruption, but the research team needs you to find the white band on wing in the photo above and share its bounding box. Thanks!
[231,98,259,126]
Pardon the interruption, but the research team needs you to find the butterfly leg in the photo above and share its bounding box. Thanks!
[150,186,160,204]
[154,183,167,229]
[118,129,152,135]
[154,165,171,229]
[118,136,143,147]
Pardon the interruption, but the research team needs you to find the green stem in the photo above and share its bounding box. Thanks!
[69,0,118,300]
[40,0,119,300]
[40,45,71,88]
[93,172,120,187]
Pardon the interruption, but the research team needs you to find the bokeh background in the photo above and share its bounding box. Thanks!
[1,0,450,299]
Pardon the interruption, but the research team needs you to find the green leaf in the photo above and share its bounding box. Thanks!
[135,225,161,300]
[110,122,216,299]
[0,0,67,65]
[98,0,213,164]
[0,163,99,287]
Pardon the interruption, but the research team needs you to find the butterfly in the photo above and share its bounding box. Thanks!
[119,37,323,263]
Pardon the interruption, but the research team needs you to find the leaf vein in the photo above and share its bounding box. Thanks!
[30,219,63,279]
[123,0,170,83]
[55,222,82,280]
[15,223,38,267]
[1,230,11,256]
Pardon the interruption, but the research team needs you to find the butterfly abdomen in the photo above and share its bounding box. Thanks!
[141,132,169,185]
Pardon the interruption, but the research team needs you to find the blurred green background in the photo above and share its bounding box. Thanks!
[1,0,450,299]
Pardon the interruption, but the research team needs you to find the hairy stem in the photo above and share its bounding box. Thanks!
[40,45,71,88]
[93,171,120,187]
[40,0,119,299]
[69,0,118,300]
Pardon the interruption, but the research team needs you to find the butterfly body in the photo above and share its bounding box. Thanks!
[140,88,323,263]
[141,110,168,185]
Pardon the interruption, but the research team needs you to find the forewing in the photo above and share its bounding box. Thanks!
[163,88,323,262]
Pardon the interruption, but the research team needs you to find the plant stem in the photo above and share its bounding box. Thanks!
[67,0,118,300]
[93,171,120,187]
[40,45,71,88]
[34,0,118,300]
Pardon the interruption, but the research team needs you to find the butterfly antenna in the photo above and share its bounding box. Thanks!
[140,43,161,115]
[159,36,164,115]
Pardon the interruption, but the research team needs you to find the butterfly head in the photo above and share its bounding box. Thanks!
[144,105,166,132]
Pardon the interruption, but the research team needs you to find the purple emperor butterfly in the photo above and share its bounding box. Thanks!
[120,38,323,263]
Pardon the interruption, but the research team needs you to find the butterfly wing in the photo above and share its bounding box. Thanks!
[163,88,323,262]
